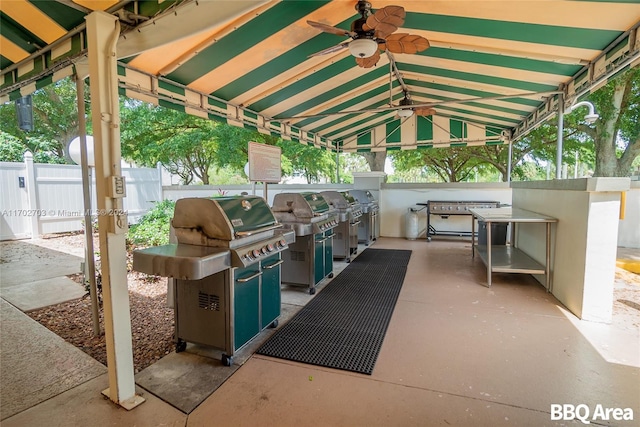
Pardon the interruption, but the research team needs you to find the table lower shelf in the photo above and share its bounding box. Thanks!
[474,245,546,275]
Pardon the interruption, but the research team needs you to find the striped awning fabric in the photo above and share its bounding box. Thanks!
[2,0,639,152]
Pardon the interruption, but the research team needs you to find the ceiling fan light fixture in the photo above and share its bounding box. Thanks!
[348,38,378,58]
[397,108,414,118]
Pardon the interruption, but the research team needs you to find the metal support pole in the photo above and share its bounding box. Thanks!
[336,149,340,183]
[86,11,144,410]
[75,74,101,336]
[555,93,564,179]
[263,182,268,204]
[507,141,513,183]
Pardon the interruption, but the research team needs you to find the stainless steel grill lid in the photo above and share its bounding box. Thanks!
[172,196,277,241]
[350,190,377,214]
[272,192,338,236]
[350,190,377,206]
[340,191,363,217]
[271,192,331,218]
[340,191,357,205]
[320,191,351,210]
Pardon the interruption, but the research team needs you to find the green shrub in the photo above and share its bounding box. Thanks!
[127,199,175,247]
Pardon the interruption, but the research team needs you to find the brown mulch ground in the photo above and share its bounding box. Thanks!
[26,233,175,373]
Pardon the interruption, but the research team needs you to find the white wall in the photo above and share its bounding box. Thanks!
[618,180,640,248]
[512,178,630,323]
[379,183,512,238]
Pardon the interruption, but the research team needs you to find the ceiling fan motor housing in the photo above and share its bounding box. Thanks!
[399,96,412,107]
[352,0,374,36]
[355,1,373,15]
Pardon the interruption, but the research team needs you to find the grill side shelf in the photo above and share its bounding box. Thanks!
[133,244,231,280]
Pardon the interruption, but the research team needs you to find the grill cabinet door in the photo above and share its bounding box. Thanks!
[314,233,324,285]
[233,265,261,350]
[260,254,282,328]
[323,230,333,277]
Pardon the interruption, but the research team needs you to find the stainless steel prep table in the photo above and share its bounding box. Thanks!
[470,207,557,290]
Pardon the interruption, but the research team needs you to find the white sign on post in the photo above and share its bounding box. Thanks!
[248,141,282,183]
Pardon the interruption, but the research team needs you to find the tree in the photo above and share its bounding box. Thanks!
[278,140,336,183]
[360,151,386,172]
[120,101,220,184]
[582,68,640,176]
[391,147,489,182]
[0,77,88,163]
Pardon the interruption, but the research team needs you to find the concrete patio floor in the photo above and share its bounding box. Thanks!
[1,237,638,426]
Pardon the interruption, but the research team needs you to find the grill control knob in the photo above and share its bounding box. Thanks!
[279,239,287,248]
[261,247,268,254]
[267,244,275,252]
[252,249,261,258]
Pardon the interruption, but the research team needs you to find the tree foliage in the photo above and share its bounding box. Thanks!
[391,147,492,182]
[0,77,88,163]
[120,101,226,184]
[583,68,640,176]
[119,100,338,184]
[278,139,336,183]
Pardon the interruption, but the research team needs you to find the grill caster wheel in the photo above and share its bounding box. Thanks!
[221,354,233,366]
[309,287,316,295]
[270,319,279,328]
[346,258,351,263]
[328,273,334,278]
[176,340,186,353]
[427,237,432,242]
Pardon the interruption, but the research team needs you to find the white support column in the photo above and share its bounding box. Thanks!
[85,11,144,409]
[555,93,564,179]
[23,151,39,239]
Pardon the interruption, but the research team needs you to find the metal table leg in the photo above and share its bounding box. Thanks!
[545,222,551,292]
[471,214,476,257]
[486,220,492,287]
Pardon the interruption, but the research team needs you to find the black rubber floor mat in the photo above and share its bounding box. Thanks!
[257,248,411,375]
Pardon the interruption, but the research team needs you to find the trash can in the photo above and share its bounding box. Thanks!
[477,221,507,245]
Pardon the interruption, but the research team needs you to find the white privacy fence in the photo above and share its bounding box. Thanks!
[0,153,162,240]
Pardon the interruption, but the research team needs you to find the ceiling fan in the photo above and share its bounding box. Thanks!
[307,1,430,68]
[395,90,436,118]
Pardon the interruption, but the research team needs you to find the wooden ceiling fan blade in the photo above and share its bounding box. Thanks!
[372,23,399,39]
[355,50,381,68]
[308,41,350,58]
[363,5,405,32]
[415,107,436,116]
[385,33,430,54]
[307,20,354,37]
[407,34,430,52]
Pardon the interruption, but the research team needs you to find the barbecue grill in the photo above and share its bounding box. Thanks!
[271,192,338,294]
[420,200,501,241]
[320,190,362,262]
[132,196,294,366]
[350,189,380,245]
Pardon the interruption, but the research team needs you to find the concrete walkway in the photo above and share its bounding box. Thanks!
[0,237,638,426]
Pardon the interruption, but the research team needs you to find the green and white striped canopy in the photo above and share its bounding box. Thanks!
[2,0,639,152]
